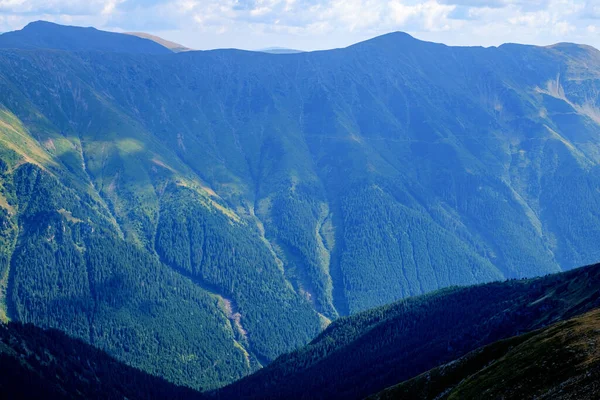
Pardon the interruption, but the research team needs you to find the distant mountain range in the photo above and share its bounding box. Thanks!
[1,20,600,395]
[257,47,305,54]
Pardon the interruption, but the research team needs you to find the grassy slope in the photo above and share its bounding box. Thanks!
[374,307,600,400]
[124,32,192,52]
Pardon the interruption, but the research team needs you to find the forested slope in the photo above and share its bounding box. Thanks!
[2,21,600,390]
[218,262,600,399]
[4,263,600,400]
[0,149,321,390]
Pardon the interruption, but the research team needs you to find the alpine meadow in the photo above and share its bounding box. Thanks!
[1,18,600,399]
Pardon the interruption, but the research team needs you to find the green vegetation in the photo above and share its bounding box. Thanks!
[2,21,600,393]
[155,185,321,362]
[9,163,255,390]
[373,307,600,400]
[219,262,600,399]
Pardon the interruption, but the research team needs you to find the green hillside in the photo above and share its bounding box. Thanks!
[219,262,600,399]
[373,307,600,400]
[4,264,600,400]
[2,22,600,391]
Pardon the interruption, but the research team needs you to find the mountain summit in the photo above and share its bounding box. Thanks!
[0,21,172,54]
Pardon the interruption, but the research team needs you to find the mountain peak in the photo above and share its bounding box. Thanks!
[22,20,81,30]
[356,31,417,45]
[378,31,415,39]
[0,20,172,55]
[347,30,435,52]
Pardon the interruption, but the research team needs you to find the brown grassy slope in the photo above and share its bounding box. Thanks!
[124,32,192,52]
[372,307,600,400]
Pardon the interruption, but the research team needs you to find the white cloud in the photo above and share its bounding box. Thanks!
[101,0,123,15]
[0,0,117,15]
[389,1,422,25]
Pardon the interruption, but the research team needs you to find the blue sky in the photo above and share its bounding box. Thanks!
[0,0,599,51]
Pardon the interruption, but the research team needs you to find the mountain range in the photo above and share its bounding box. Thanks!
[1,20,600,393]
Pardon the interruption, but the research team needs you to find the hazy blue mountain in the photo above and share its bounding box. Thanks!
[257,47,304,54]
[1,22,600,391]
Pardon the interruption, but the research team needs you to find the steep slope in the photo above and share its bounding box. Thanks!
[0,107,322,390]
[3,161,260,391]
[2,22,600,391]
[373,307,600,400]
[0,21,171,54]
[218,262,600,399]
[0,322,204,399]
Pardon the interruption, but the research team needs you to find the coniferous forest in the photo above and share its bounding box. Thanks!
[1,20,600,399]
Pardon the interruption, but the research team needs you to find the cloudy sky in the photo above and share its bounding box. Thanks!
[0,0,599,51]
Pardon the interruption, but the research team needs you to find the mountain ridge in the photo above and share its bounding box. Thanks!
[371,307,600,400]
[218,262,600,399]
[4,22,598,54]
[0,20,172,54]
[2,21,600,391]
